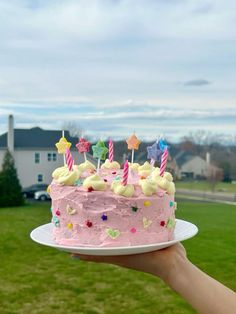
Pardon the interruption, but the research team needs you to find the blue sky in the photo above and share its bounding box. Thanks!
[0,0,236,142]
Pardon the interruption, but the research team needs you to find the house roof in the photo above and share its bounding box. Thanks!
[174,151,194,167]
[0,127,79,149]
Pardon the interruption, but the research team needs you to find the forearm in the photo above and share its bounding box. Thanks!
[164,257,236,314]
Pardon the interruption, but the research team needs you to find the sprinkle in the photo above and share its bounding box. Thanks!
[130,227,136,233]
[143,217,152,228]
[86,220,93,227]
[144,200,151,207]
[160,220,165,227]
[55,210,60,216]
[112,171,117,175]
[141,176,146,180]
[101,214,108,221]
[106,228,120,239]
[52,216,60,227]
[114,175,121,181]
[169,201,174,207]
[131,206,138,212]
[174,202,177,210]
[67,222,73,229]
[104,179,108,182]
[167,217,175,229]
[66,205,77,215]
[47,185,51,194]
[74,179,83,186]
[87,186,94,192]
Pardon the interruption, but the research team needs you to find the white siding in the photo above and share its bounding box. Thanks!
[180,156,208,178]
[0,149,91,188]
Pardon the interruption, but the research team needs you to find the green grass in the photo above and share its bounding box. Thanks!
[1,201,236,314]
[176,181,236,193]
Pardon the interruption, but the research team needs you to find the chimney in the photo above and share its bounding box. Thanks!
[206,152,210,165]
[7,114,14,153]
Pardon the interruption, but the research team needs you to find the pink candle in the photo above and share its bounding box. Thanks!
[65,147,74,171]
[109,139,113,163]
[160,148,168,177]
[122,160,129,186]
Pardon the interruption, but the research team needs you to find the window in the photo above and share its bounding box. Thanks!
[47,152,57,161]
[37,174,43,182]
[35,153,40,163]
[47,153,52,161]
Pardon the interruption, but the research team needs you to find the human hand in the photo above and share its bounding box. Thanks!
[72,243,187,284]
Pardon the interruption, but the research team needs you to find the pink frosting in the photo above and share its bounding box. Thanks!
[50,169,176,247]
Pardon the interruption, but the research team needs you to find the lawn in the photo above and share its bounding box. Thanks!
[1,201,236,314]
[176,181,236,194]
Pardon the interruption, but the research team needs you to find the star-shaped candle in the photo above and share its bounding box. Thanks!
[55,131,72,165]
[126,133,141,163]
[147,140,163,165]
[76,137,91,161]
[92,140,108,172]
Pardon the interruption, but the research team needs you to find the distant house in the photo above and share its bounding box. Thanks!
[174,151,222,180]
[0,115,95,188]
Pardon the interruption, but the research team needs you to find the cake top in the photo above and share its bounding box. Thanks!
[50,133,175,198]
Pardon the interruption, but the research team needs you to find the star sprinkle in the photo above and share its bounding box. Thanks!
[147,141,163,162]
[131,206,138,212]
[126,134,141,150]
[106,228,120,239]
[92,141,108,160]
[101,214,108,221]
[76,138,91,153]
[159,139,168,152]
[55,137,72,154]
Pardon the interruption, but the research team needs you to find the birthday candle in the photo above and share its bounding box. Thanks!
[109,139,113,163]
[159,148,168,177]
[122,160,129,186]
[65,147,74,171]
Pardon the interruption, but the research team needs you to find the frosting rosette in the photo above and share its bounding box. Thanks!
[101,159,121,170]
[83,174,106,191]
[111,181,134,197]
[128,162,140,171]
[77,160,96,173]
[139,178,157,196]
[154,175,176,195]
[138,161,152,178]
[52,165,81,186]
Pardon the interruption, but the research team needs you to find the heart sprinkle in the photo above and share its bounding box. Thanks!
[143,217,152,228]
[106,228,120,239]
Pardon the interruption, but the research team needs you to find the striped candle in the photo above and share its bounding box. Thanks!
[109,139,113,163]
[160,148,168,177]
[122,160,129,186]
[65,147,74,171]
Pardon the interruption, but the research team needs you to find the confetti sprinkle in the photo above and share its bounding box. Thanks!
[112,171,117,175]
[143,217,152,228]
[167,217,175,229]
[55,210,60,216]
[74,179,83,186]
[106,228,120,239]
[144,200,151,207]
[104,179,108,182]
[101,214,108,221]
[130,227,136,233]
[52,216,60,227]
[67,222,73,229]
[131,206,138,212]
[174,202,177,210]
[86,220,93,227]
[169,201,174,207]
[87,186,94,192]
[160,220,165,227]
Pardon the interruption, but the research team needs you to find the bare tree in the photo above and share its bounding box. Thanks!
[61,121,84,138]
[206,166,223,192]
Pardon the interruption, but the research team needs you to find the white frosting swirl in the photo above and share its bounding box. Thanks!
[83,174,106,191]
[111,181,134,197]
[101,159,121,169]
[52,165,81,186]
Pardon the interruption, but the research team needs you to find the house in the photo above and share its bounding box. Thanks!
[0,115,95,188]
[174,151,222,180]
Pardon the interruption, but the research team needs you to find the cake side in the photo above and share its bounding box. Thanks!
[50,182,176,247]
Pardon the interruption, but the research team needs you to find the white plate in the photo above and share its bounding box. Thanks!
[30,219,198,256]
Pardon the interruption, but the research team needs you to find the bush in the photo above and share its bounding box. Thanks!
[0,150,24,207]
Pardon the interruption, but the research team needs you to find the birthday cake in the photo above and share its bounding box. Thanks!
[49,135,177,247]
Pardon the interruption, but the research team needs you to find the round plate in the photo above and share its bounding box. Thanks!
[30,219,198,256]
